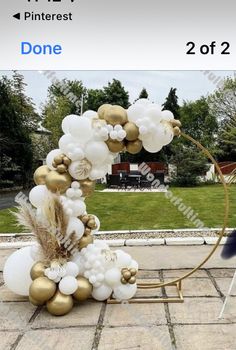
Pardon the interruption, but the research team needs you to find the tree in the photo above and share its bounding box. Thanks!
[138,88,148,99]
[209,77,236,160]
[0,78,33,187]
[103,79,129,108]
[162,88,180,118]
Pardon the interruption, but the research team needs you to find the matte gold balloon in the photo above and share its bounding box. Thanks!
[57,164,67,174]
[97,104,112,119]
[54,154,64,165]
[171,119,182,128]
[104,105,128,126]
[30,262,47,280]
[79,235,94,250]
[129,276,136,284]
[29,294,45,306]
[81,215,90,224]
[73,276,93,301]
[33,165,51,185]
[121,277,127,284]
[106,139,125,153]
[173,126,181,136]
[87,219,96,229]
[130,268,137,276]
[123,122,139,141]
[123,271,132,280]
[45,170,72,194]
[84,227,92,236]
[79,179,95,197]
[126,140,143,154]
[63,156,71,166]
[47,291,74,316]
[29,277,57,303]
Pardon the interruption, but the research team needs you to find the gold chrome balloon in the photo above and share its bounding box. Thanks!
[79,179,95,197]
[29,294,45,306]
[56,164,67,174]
[87,219,96,229]
[73,276,93,301]
[29,277,57,303]
[129,276,136,284]
[79,235,94,250]
[30,262,47,280]
[124,122,139,141]
[123,270,131,280]
[130,268,137,276]
[173,126,181,136]
[104,105,128,126]
[33,165,51,185]
[106,139,125,153]
[170,119,182,128]
[47,291,74,316]
[45,170,72,194]
[126,140,143,154]
[54,154,64,165]
[97,104,112,119]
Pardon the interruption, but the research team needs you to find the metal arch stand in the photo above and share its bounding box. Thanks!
[107,132,229,305]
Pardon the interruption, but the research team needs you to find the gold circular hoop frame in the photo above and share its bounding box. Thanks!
[138,132,229,289]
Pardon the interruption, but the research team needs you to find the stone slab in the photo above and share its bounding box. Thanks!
[103,303,166,327]
[204,237,227,245]
[174,324,236,350]
[165,278,219,297]
[0,331,20,350]
[0,249,16,271]
[0,285,28,302]
[209,269,235,278]
[0,302,36,331]
[126,238,165,246]
[163,269,208,278]
[165,237,204,245]
[168,298,229,324]
[98,326,172,350]
[16,328,95,350]
[215,277,236,296]
[32,301,102,329]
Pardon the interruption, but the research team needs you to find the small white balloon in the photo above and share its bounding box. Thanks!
[92,284,113,301]
[113,284,137,301]
[66,262,79,277]
[62,115,78,134]
[46,149,62,170]
[135,98,151,107]
[66,217,85,239]
[110,130,118,140]
[105,268,122,287]
[145,104,162,123]
[29,185,48,208]
[59,276,78,295]
[115,250,132,268]
[83,110,98,120]
[58,134,77,154]
[3,247,34,296]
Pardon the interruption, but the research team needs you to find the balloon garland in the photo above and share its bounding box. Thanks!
[3,99,181,316]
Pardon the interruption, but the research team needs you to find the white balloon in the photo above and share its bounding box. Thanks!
[129,259,139,270]
[65,262,79,277]
[110,130,118,140]
[83,110,98,120]
[85,141,109,165]
[104,268,121,287]
[29,185,48,208]
[92,284,112,301]
[58,134,77,154]
[156,123,174,146]
[146,105,162,123]
[66,217,85,239]
[161,110,174,121]
[135,98,151,107]
[46,149,61,170]
[72,199,86,216]
[113,284,137,300]
[115,250,132,268]
[127,104,145,123]
[142,138,163,153]
[62,114,78,134]
[59,276,78,295]
[91,215,101,234]
[68,116,93,142]
[3,247,34,296]
[68,160,91,180]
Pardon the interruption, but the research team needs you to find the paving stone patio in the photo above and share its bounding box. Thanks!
[1,246,236,350]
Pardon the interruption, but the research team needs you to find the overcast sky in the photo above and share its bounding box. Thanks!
[0,70,235,112]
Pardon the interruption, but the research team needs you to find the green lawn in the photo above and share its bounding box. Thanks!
[0,185,235,233]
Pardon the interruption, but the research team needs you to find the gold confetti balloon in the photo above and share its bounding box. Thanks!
[104,105,128,126]
[73,277,93,301]
[29,277,57,303]
[45,170,72,194]
[123,122,139,141]
[30,262,47,280]
[33,165,51,185]
[47,291,74,316]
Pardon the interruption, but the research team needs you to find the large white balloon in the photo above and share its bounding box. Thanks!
[146,104,162,123]
[127,104,145,123]
[61,114,78,134]
[115,250,132,268]
[92,284,112,301]
[58,134,78,154]
[85,141,109,165]
[29,185,48,208]
[161,110,174,121]
[68,116,93,142]
[65,262,79,277]
[66,217,85,239]
[142,138,163,153]
[59,276,78,295]
[113,284,137,300]
[135,98,152,107]
[83,110,98,120]
[3,247,34,296]
[104,268,121,287]
[46,149,61,170]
